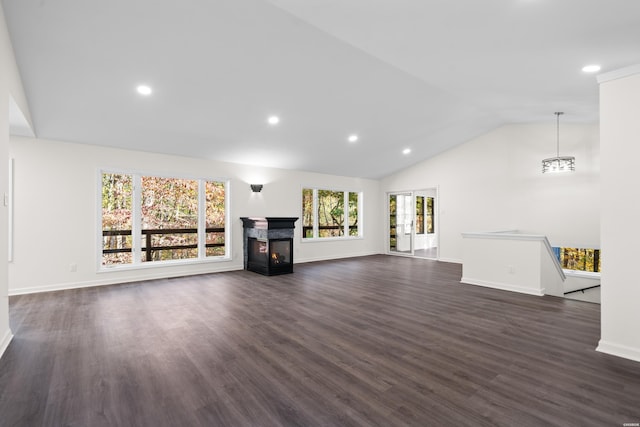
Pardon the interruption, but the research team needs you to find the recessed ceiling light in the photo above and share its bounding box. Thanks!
[136,85,152,96]
[348,134,359,143]
[402,148,411,155]
[582,64,601,73]
[267,116,280,125]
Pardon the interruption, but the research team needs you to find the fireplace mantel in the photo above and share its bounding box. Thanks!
[240,217,298,230]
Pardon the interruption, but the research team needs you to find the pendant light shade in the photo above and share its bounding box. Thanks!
[542,112,575,173]
[542,156,575,173]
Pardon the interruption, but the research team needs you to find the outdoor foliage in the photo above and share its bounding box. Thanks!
[426,196,434,234]
[416,196,424,234]
[348,192,358,236]
[141,176,199,261]
[318,190,345,237]
[559,247,601,273]
[205,181,226,257]
[102,173,133,265]
[389,195,397,249]
[302,188,313,238]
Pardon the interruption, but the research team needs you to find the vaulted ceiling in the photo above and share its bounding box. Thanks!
[4,0,640,178]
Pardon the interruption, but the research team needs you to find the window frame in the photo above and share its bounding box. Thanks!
[98,169,231,271]
[301,187,363,241]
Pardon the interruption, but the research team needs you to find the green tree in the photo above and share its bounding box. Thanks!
[318,190,344,237]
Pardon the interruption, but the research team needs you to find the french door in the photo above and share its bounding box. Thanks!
[388,192,414,255]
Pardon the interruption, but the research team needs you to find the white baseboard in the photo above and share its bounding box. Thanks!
[460,277,544,296]
[9,265,243,296]
[296,251,379,264]
[597,340,640,363]
[9,252,438,296]
[8,254,383,295]
[0,328,14,360]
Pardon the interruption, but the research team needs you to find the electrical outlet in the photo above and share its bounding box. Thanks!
[508,265,515,274]
[69,263,77,272]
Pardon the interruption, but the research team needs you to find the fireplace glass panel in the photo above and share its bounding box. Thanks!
[270,239,291,267]
[249,238,268,264]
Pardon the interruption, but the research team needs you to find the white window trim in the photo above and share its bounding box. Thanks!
[97,169,231,272]
[301,186,364,242]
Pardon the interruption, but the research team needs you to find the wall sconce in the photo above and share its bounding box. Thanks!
[250,184,263,193]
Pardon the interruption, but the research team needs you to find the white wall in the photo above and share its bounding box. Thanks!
[0,4,11,357]
[1,3,32,357]
[462,235,546,296]
[381,122,600,263]
[8,137,382,294]
[598,65,640,362]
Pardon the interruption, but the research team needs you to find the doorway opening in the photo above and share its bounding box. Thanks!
[388,188,438,259]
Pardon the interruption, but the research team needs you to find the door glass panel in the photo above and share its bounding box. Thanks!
[389,193,413,254]
[389,195,397,252]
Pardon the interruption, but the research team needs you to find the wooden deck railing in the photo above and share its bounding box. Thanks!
[302,225,358,237]
[103,227,224,261]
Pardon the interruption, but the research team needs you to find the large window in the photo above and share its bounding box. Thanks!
[101,172,227,267]
[302,188,361,239]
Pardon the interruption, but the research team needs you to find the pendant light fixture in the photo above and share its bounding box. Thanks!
[542,112,575,173]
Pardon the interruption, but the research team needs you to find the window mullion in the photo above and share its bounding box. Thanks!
[359,192,363,237]
[223,180,230,258]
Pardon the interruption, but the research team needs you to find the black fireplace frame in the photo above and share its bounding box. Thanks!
[247,237,293,276]
[241,217,298,276]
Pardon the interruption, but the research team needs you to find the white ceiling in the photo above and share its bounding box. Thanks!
[4,0,640,179]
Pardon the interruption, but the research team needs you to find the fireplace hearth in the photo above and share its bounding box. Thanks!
[241,217,298,276]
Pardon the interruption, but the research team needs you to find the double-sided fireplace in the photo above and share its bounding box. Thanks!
[241,217,298,276]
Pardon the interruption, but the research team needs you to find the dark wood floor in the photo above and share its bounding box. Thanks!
[1,255,639,426]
